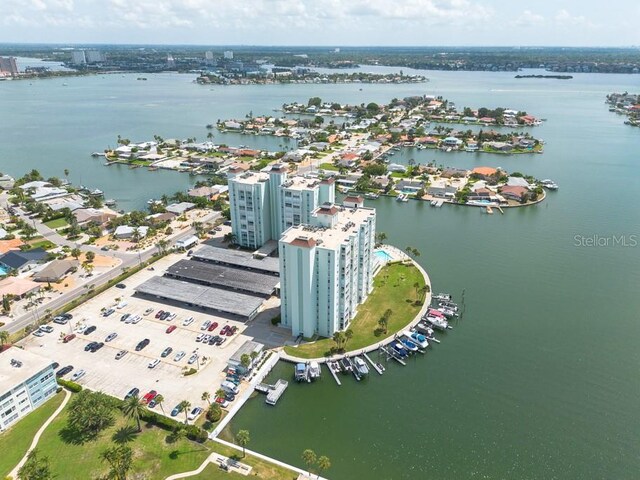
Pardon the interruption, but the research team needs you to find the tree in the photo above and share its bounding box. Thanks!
[21,224,37,240]
[85,251,95,263]
[215,388,226,401]
[344,329,353,348]
[155,239,169,255]
[192,221,205,239]
[332,331,345,352]
[18,449,51,480]
[0,329,9,348]
[236,430,250,458]
[67,390,115,439]
[240,353,251,370]
[178,400,191,424]
[375,232,387,246]
[171,425,187,443]
[70,247,82,260]
[153,394,165,415]
[307,97,322,107]
[101,444,133,480]
[201,391,211,406]
[317,455,331,478]
[81,262,94,277]
[302,449,317,477]
[122,395,146,432]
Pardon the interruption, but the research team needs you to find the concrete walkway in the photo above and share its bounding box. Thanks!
[9,389,72,479]
[281,250,432,364]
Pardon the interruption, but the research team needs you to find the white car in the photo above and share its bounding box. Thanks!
[71,369,86,381]
[173,350,186,362]
[105,332,117,342]
[116,301,128,309]
[202,334,212,343]
[200,320,211,331]
[188,353,198,365]
[148,359,160,369]
[195,333,204,342]
[187,407,203,421]
[168,313,177,321]
[75,325,88,334]
[182,317,194,326]
[39,325,54,333]
[33,330,45,337]
[143,308,154,316]
[131,315,142,324]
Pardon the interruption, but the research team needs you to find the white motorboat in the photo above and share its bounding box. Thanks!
[404,330,429,349]
[353,356,369,376]
[433,293,452,302]
[309,361,321,380]
[425,315,449,331]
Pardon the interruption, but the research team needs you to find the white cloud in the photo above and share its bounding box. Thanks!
[555,9,594,28]
[515,10,544,27]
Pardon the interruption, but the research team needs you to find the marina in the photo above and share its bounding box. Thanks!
[255,379,289,406]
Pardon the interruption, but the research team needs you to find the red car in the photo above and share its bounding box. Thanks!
[142,390,157,404]
[166,325,177,334]
[155,310,165,319]
[220,325,229,335]
[207,321,218,332]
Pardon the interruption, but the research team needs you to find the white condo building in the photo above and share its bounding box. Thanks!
[0,349,57,432]
[279,197,376,338]
[228,164,335,249]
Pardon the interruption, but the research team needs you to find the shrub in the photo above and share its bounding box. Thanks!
[57,378,82,392]
[206,404,222,423]
[186,425,208,443]
[183,368,197,376]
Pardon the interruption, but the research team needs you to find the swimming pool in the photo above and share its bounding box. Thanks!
[374,250,393,262]
[0,265,8,276]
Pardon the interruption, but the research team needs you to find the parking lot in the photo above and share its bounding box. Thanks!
[20,253,264,419]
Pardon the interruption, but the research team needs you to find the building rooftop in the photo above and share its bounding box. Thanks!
[135,276,264,319]
[229,340,264,364]
[0,348,54,393]
[230,171,269,185]
[281,204,375,250]
[281,176,321,191]
[167,259,278,296]
[192,245,280,275]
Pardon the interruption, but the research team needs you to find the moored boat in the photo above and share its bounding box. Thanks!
[294,363,310,382]
[309,361,321,380]
[353,356,369,376]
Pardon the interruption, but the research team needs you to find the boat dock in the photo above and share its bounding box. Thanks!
[379,346,406,366]
[363,352,384,375]
[327,362,342,386]
[255,379,289,405]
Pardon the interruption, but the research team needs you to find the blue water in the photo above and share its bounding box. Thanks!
[0,265,9,276]
[374,249,393,262]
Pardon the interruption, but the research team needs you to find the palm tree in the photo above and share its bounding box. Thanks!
[178,400,191,424]
[317,455,331,478]
[236,430,250,458]
[332,331,345,352]
[215,388,226,401]
[301,449,317,477]
[153,394,165,415]
[0,330,9,350]
[122,395,146,432]
[201,392,211,406]
[344,329,353,348]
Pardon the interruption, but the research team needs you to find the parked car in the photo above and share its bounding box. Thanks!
[216,336,226,346]
[120,313,130,322]
[148,359,160,369]
[115,350,127,360]
[143,308,154,316]
[115,283,126,289]
[124,387,139,400]
[116,301,128,309]
[188,353,198,365]
[182,317,194,326]
[33,330,45,337]
[168,313,177,321]
[170,404,182,417]
[195,333,204,343]
[142,390,157,404]
[56,365,73,377]
[135,339,150,351]
[224,392,236,402]
[215,397,229,408]
[53,316,69,325]
[166,325,177,334]
[63,334,76,343]
[220,325,229,336]
[91,342,105,352]
[155,310,165,319]
[161,347,173,358]
[173,350,186,362]
[85,341,98,352]
[207,321,218,332]
[103,308,115,317]
[130,315,142,324]
[71,369,86,381]
[187,407,203,421]
[51,362,60,370]
[200,320,211,331]
[105,332,117,342]
[84,325,97,335]
[75,325,88,334]
[202,334,212,344]
[207,336,218,346]
[124,315,134,324]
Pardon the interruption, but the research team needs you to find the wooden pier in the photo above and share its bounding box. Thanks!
[255,379,289,405]
[380,346,406,366]
[363,353,384,375]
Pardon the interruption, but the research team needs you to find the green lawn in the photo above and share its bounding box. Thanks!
[318,162,338,171]
[44,218,68,229]
[24,239,56,251]
[191,442,298,480]
[0,392,66,478]
[284,262,426,359]
[35,407,211,480]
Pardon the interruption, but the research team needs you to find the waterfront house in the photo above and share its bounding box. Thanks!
[19,181,52,190]
[471,167,499,180]
[443,137,463,147]
[372,175,391,189]
[388,163,407,173]
[427,180,457,199]
[0,174,15,190]
[396,179,425,193]
[166,202,196,215]
[73,208,117,228]
[506,177,531,188]
[499,185,529,202]
[223,120,242,130]
[441,168,468,178]
[146,212,177,224]
[484,141,513,152]
[188,186,222,200]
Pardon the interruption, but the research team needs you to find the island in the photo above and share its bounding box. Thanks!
[515,74,573,79]
[606,92,640,127]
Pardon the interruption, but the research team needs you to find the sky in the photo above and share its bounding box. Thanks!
[1,0,639,47]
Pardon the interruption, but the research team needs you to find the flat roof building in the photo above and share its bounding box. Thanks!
[279,202,376,338]
[0,348,56,432]
[192,245,280,276]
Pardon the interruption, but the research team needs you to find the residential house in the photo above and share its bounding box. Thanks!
[0,277,41,298]
[32,259,79,283]
[484,142,513,152]
[73,208,117,228]
[0,248,48,273]
[396,179,425,193]
[499,185,530,202]
[471,167,500,180]
[113,225,149,239]
[165,202,196,215]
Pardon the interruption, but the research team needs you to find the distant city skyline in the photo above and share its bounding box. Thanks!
[1,0,639,47]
